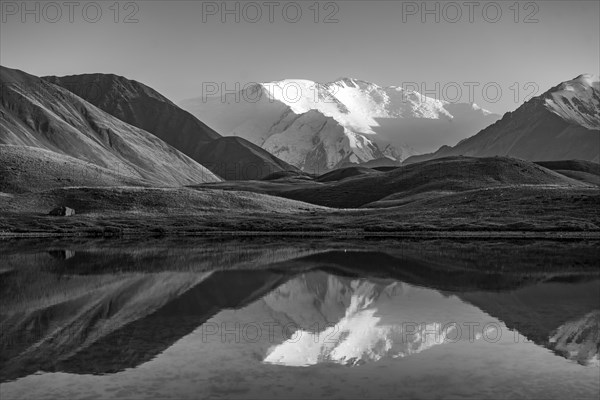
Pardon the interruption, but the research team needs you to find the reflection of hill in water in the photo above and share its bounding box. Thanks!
[0,239,323,277]
[1,241,599,381]
[459,280,600,366]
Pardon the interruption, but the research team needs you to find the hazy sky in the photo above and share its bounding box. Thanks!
[1,0,598,114]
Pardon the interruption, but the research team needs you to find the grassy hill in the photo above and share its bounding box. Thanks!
[535,160,600,185]
[239,157,588,208]
[0,186,324,216]
[0,145,149,193]
[197,157,590,209]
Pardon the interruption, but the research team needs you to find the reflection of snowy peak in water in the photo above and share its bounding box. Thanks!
[261,272,489,367]
[549,310,600,366]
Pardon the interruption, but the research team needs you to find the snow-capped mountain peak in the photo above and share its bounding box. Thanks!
[261,79,350,116]
[328,77,381,90]
[405,73,600,165]
[572,73,600,87]
[181,77,501,173]
[544,73,600,130]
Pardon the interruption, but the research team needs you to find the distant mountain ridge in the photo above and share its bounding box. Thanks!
[181,77,500,173]
[44,73,298,180]
[405,74,600,164]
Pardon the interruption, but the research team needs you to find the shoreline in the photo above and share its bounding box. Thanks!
[1,230,599,240]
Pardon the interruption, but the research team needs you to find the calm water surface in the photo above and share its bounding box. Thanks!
[1,238,599,399]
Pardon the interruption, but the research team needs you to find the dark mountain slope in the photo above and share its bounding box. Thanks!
[316,166,382,183]
[0,66,220,188]
[193,136,299,180]
[44,73,220,149]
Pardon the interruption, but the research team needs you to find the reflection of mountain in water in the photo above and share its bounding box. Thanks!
[550,311,600,366]
[263,274,467,366]
[1,247,599,382]
[459,279,600,366]
[0,270,289,380]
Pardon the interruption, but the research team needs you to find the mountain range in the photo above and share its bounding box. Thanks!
[181,78,500,173]
[4,65,597,187]
[42,72,298,180]
[1,64,599,236]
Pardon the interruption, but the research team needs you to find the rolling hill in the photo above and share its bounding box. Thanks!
[0,66,220,188]
[45,73,298,180]
[406,74,600,164]
[535,160,600,185]
[199,156,588,209]
[0,185,326,217]
[286,156,587,208]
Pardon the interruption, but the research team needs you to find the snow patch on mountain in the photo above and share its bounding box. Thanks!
[544,74,600,130]
[262,110,383,171]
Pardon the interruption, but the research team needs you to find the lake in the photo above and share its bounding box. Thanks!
[1,238,599,399]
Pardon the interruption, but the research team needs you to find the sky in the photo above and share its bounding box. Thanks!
[1,0,599,114]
